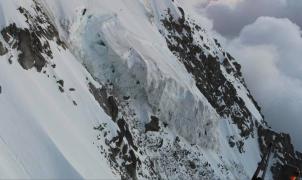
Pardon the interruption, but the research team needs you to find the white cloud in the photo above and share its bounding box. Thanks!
[238,17,302,79]
[227,17,302,150]
[203,0,302,37]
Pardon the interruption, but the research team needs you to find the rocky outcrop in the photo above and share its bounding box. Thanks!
[145,116,160,132]
[161,5,302,179]
[88,82,119,121]
[161,8,257,149]
[0,41,7,56]
[258,125,302,179]
[88,82,140,180]
[0,1,65,72]
[1,24,46,71]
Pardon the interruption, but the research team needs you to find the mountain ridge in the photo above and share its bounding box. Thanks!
[0,0,301,179]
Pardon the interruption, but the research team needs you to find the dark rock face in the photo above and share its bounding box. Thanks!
[161,9,257,146]
[88,82,139,180]
[57,80,64,87]
[1,24,46,71]
[0,41,7,55]
[17,4,66,49]
[145,116,160,132]
[88,83,119,121]
[0,1,65,72]
[108,96,119,121]
[116,118,139,179]
[258,125,302,179]
[161,6,302,179]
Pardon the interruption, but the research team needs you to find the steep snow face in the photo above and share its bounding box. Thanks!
[0,0,301,179]
[0,0,118,179]
[54,0,263,178]
[68,4,220,150]
[0,0,261,179]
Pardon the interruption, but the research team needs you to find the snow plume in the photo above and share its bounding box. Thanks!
[227,17,302,151]
[203,0,302,37]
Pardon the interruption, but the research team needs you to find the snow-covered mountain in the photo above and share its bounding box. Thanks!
[0,0,301,179]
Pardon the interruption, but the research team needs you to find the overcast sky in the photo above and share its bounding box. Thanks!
[197,0,302,150]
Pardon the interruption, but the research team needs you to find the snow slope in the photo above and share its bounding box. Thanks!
[0,0,119,178]
[0,0,301,179]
